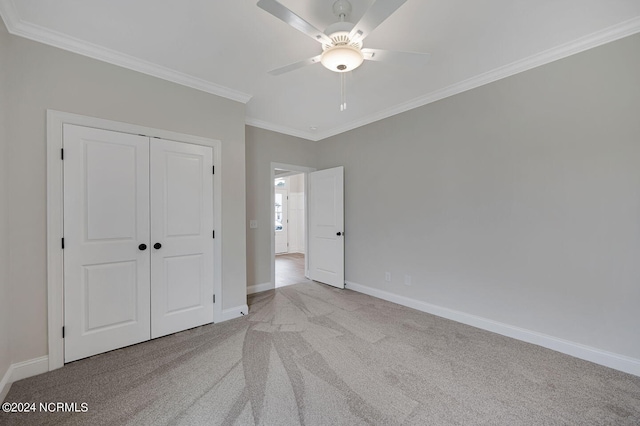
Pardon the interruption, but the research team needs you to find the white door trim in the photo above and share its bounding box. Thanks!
[47,110,222,371]
[270,163,316,291]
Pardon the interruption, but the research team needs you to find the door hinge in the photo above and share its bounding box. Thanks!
[60,148,64,160]
[61,238,65,249]
[212,166,215,174]
[213,294,216,303]
[212,230,215,239]
[62,326,65,338]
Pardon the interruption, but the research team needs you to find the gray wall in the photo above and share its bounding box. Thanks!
[0,23,11,388]
[316,33,640,359]
[245,126,317,287]
[3,25,247,364]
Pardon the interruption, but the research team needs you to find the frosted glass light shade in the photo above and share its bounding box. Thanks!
[321,45,364,73]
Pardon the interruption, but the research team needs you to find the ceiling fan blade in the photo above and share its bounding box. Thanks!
[257,0,333,45]
[348,0,408,42]
[268,55,322,76]
[362,48,431,66]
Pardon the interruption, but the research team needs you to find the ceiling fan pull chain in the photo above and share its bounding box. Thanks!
[340,72,347,111]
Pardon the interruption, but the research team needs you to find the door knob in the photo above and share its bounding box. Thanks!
[138,244,147,251]
[336,232,342,236]
[154,243,162,250]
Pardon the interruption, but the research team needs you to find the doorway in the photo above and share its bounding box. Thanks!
[274,171,306,287]
[270,163,315,289]
[269,162,345,291]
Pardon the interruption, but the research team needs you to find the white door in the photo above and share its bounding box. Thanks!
[275,188,288,254]
[63,124,151,362]
[308,166,344,289]
[150,139,214,338]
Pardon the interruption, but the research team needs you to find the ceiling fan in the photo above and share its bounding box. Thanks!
[257,0,430,111]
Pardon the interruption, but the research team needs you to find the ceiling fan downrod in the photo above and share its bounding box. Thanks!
[333,0,352,22]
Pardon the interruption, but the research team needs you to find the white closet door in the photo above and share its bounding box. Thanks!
[150,139,214,338]
[63,124,151,363]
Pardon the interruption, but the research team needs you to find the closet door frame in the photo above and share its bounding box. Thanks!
[46,110,222,371]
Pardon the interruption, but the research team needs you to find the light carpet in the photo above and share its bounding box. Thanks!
[1,281,639,425]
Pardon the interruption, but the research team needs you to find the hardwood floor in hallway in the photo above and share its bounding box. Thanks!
[275,253,307,288]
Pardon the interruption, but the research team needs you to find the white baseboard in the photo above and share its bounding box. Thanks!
[247,282,273,295]
[0,355,49,402]
[10,356,49,382]
[0,365,11,402]
[345,281,640,377]
[221,304,249,322]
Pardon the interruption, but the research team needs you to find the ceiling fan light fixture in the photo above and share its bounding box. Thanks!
[321,45,364,73]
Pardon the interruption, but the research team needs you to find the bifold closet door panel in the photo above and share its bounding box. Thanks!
[150,139,214,338]
[63,124,151,363]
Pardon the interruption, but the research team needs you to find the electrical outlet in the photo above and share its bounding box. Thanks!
[249,220,258,229]
[404,274,412,286]
[385,272,391,282]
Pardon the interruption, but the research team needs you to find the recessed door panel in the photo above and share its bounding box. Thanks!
[166,154,202,237]
[84,261,137,332]
[151,139,214,338]
[165,254,203,314]
[314,176,336,227]
[64,124,151,363]
[85,142,138,241]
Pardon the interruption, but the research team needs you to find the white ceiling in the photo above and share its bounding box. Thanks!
[2,0,640,140]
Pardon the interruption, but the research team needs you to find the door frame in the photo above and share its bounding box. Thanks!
[270,163,315,290]
[47,110,222,371]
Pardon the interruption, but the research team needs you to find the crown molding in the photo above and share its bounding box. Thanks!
[245,117,319,141]
[310,15,640,141]
[0,0,252,104]
[2,0,639,139]
[246,15,640,142]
